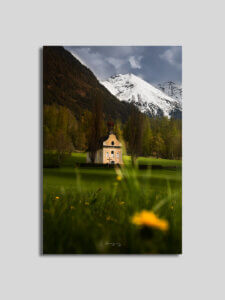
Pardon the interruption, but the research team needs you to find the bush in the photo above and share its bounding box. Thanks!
[43,152,60,168]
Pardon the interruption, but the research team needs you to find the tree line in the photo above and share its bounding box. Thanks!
[43,103,181,166]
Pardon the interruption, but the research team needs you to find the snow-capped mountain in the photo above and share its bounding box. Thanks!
[101,74,182,118]
[157,81,182,102]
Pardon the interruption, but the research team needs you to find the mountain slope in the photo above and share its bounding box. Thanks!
[43,46,134,122]
[157,81,182,102]
[101,74,182,118]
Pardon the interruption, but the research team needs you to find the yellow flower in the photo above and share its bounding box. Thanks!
[116,175,122,181]
[131,210,169,231]
[106,216,111,221]
[119,201,125,205]
[70,206,75,210]
[55,196,60,200]
[85,202,89,206]
[170,206,174,210]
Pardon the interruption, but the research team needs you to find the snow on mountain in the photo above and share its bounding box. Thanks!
[101,74,182,118]
[157,81,182,102]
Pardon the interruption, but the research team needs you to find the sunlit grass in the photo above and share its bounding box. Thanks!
[61,152,182,167]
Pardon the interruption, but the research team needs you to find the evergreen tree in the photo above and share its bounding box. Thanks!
[124,106,144,165]
[88,95,103,163]
[142,116,153,156]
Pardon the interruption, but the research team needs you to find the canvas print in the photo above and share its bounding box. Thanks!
[43,46,182,254]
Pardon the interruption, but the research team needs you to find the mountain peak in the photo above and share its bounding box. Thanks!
[101,74,182,118]
[157,81,182,102]
[110,73,137,80]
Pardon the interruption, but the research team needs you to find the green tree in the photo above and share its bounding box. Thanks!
[153,133,166,158]
[88,95,103,163]
[142,116,153,156]
[43,104,78,165]
[124,106,144,165]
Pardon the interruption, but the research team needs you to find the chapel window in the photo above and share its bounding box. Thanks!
[111,141,114,145]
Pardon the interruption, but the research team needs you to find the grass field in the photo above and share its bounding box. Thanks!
[43,153,182,254]
[60,152,182,167]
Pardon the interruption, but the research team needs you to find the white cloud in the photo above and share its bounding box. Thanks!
[66,46,182,83]
[159,47,181,69]
[106,57,125,71]
[128,56,143,69]
[69,48,112,80]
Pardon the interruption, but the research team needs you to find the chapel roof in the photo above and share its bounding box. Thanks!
[86,133,121,152]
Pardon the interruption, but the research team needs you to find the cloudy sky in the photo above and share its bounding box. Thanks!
[65,46,182,85]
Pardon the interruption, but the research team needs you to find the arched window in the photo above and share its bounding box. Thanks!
[111,141,114,145]
[111,151,114,158]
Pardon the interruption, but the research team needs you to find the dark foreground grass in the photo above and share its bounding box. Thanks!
[43,154,182,254]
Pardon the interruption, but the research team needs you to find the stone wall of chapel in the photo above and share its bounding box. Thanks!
[103,148,122,164]
[87,133,123,164]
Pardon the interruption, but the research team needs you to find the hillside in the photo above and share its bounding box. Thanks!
[43,46,133,122]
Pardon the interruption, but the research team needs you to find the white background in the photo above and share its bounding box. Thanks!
[0,0,224,299]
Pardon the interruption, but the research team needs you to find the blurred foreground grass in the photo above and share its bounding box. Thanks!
[43,153,182,254]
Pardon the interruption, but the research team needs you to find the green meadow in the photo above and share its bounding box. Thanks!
[43,153,182,254]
